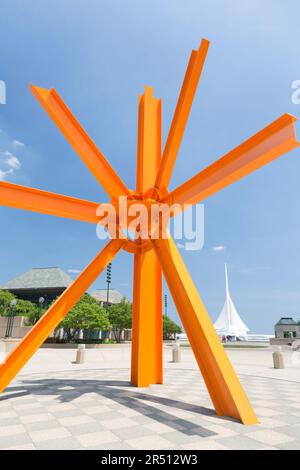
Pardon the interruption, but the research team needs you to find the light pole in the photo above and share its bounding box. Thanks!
[164,293,168,316]
[38,296,45,323]
[5,299,17,338]
[106,262,112,308]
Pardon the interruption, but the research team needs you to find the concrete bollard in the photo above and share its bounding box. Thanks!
[76,344,86,364]
[172,343,181,363]
[292,340,300,351]
[273,350,285,369]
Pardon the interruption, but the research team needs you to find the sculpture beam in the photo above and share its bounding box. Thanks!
[155,39,210,191]
[152,234,258,425]
[0,239,125,393]
[163,114,299,210]
[0,181,101,224]
[131,87,163,387]
[30,85,130,200]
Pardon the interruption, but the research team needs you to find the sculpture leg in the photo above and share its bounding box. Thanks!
[131,86,163,386]
[131,251,162,386]
[0,239,124,393]
[152,236,258,425]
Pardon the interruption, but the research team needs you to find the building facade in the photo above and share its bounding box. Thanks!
[274,317,300,339]
[0,267,74,305]
[1,267,130,341]
[90,288,124,307]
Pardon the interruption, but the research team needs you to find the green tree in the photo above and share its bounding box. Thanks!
[0,291,39,322]
[16,299,39,323]
[60,294,110,342]
[108,297,132,343]
[0,290,16,316]
[163,315,182,340]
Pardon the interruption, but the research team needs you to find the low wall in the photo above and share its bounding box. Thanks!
[0,316,31,339]
[270,338,293,346]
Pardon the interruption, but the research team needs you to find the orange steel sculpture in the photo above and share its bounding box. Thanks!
[0,39,299,425]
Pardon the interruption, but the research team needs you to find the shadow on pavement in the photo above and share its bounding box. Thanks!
[0,377,226,438]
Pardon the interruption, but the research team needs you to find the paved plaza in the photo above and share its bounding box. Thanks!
[0,345,300,450]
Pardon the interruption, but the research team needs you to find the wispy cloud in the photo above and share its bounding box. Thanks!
[212,245,225,252]
[0,131,25,181]
[0,151,22,179]
[6,155,21,170]
[67,269,82,274]
[12,139,25,148]
[0,168,13,180]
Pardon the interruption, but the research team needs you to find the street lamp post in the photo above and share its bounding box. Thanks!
[106,262,112,308]
[5,299,17,338]
[38,296,45,323]
[164,293,168,316]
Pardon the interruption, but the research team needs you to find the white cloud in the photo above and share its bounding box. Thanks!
[6,155,21,170]
[12,139,25,148]
[212,245,225,252]
[0,151,21,179]
[0,168,13,181]
[0,130,24,181]
[67,269,82,274]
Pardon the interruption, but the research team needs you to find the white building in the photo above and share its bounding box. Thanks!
[214,264,250,340]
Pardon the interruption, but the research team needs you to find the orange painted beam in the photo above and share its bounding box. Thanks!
[163,114,299,209]
[0,181,101,224]
[0,239,125,393]
[131,252,163,386]
[152,235,258,424]
[155,39,210,191]
[30,85,130,200]
[131,86,163,386]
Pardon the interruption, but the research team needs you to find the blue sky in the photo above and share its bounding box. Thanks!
[0,0,300,333]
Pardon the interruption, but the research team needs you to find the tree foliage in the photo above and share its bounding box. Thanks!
[0,290,15,316]
[108,297,132,343]
[60,294,110,342]
[16,300,39,321]
[163,315,182,340]
[25,303,46,325]
[0,290,39,321]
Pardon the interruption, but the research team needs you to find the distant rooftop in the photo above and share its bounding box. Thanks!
[91,289,124,304]
[1,267,73,290]
[276,317,297,326]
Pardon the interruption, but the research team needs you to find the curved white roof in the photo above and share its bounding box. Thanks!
[214,264,249,336]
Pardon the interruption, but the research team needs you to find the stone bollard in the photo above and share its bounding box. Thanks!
[273,350,285,369]
[292,340,300,351]
[172,343,181,363]
[76,344,86,364]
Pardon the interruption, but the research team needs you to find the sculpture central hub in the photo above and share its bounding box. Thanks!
[103,190,169,254]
